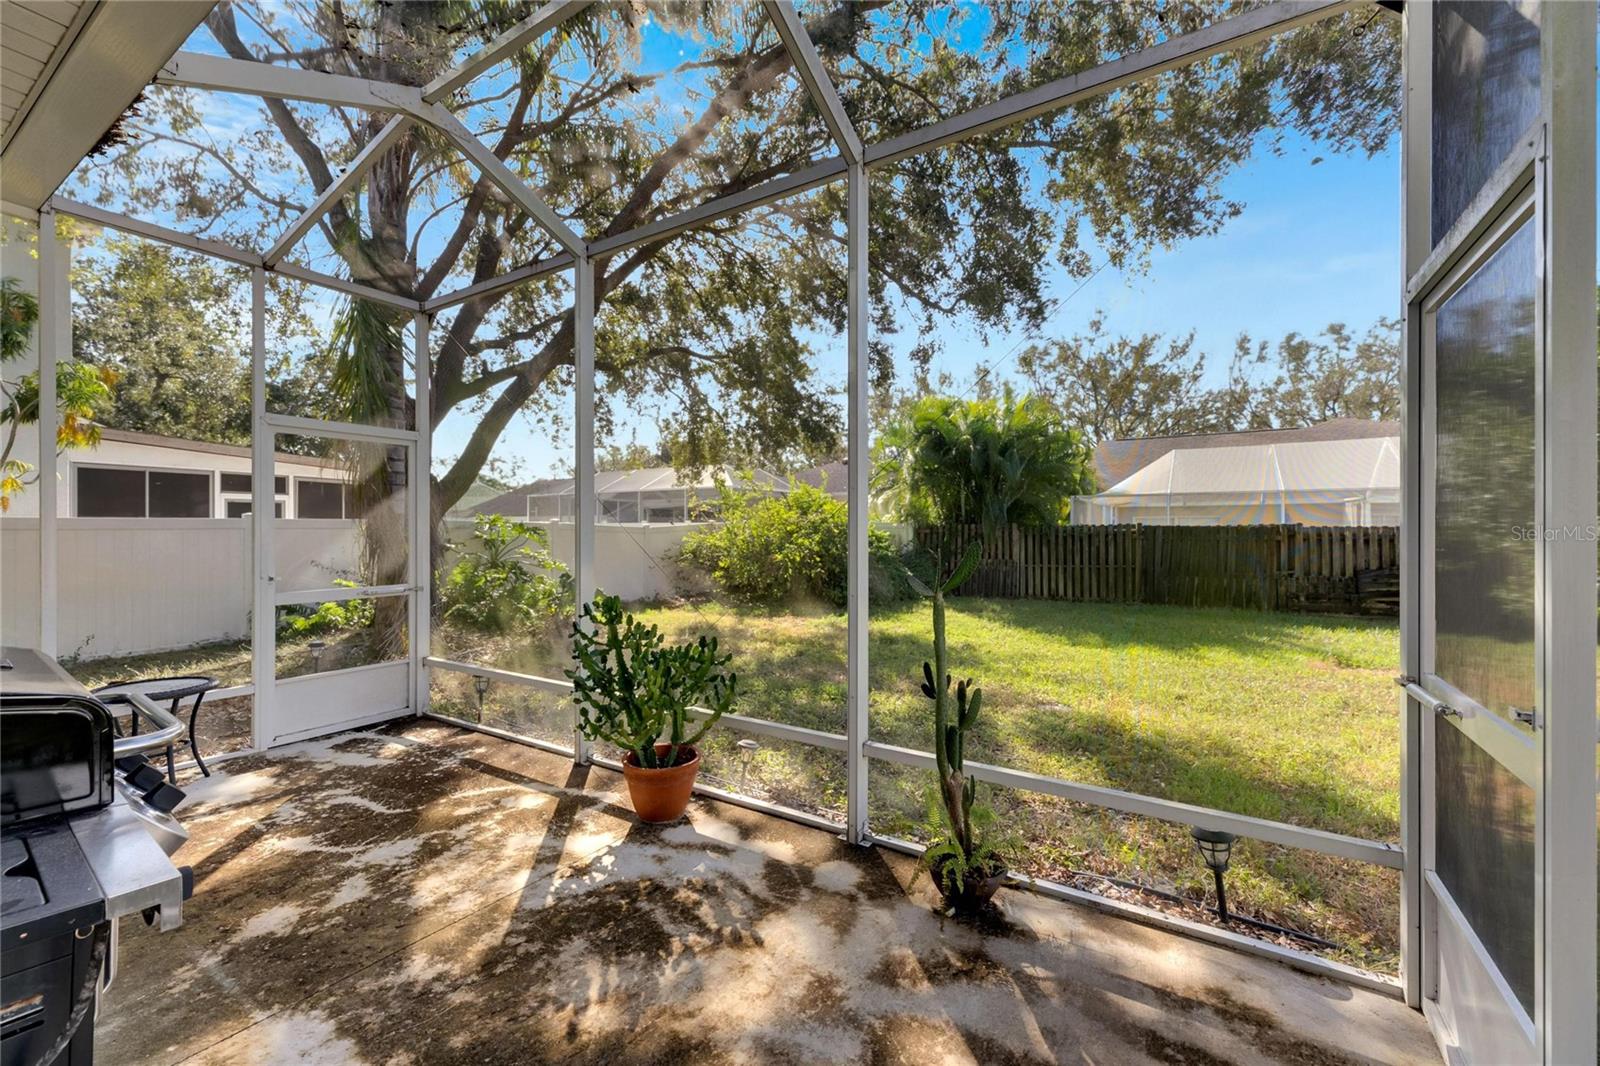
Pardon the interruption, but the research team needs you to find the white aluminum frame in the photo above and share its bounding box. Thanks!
[264,114,413,268]
[38,0,1592,1013]
[1399,1,1598,1060]
[36,208,64,656]
[1533,6,1598,1061]
[422,0,592,105]
[249,267,274,751]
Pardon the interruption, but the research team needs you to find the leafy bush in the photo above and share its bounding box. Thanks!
[277,581,374,638]
[440,514,570,633]
[679,482,912,607]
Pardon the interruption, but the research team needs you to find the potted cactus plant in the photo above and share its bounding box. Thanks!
[568,594,737,822]
[908,543,1009,913]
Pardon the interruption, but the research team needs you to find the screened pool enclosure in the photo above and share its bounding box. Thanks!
[0,1,1593,1062]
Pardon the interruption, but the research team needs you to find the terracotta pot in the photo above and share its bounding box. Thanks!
[621,744,701,823]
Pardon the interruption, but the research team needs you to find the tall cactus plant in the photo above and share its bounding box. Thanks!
[908,542,1007,908]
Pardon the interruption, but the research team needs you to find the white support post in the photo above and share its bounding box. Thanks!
[845,163,869,844]
[35,208,65,657]
[1396,0,1430,1010]
[572,255,596,764]
[1537,2,1597,1060]
[249,268,275,751]
[411,312,433,717]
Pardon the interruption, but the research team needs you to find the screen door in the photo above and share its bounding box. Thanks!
[1406,1,1593,1061]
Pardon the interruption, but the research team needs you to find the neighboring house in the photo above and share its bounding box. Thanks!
[38,428,355,519]
[473,465,787,524]
[444,477,512,522]
[794,459,848,500]
[1074,419,1401,527]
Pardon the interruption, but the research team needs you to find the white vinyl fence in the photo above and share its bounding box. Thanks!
[443,518,707,603]
[0,517,362,658]
[2,517,701,659]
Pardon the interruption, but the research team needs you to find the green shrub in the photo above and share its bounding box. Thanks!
[440,514,570,633]
[679,482,913,607]
[277,580,375,638]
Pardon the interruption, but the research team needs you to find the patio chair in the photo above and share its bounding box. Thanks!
[94,676,219,782]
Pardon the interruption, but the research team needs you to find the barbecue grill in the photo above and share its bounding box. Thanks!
[1,648,194,1066]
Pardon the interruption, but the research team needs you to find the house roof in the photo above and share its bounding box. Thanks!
[472,465,787,516]
[1092,418,1400,489]
[794,460,847,494]
[1,1,213,210]
[95,426,332,468]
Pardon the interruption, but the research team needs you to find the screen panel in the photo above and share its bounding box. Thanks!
[1432,220,1536,722]
[1431,0,1540,245]
[1434,720,1536,1014]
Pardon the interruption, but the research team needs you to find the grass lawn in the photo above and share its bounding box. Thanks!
[620,597,1404,973]
[77,597,1406,973]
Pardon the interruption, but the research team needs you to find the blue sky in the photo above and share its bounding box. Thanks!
[913,132,1400,397]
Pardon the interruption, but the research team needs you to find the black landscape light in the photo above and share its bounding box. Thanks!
[473,674,490,722]
[308,640,327,673]
[1190,827,1236,921]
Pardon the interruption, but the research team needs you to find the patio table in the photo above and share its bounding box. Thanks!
[94,675,219,782]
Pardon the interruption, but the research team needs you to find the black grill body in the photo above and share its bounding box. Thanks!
[1,825,105,1066]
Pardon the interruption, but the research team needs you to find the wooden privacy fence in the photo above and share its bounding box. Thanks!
[915,523,1400,615]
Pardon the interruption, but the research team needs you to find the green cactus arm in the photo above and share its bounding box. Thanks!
[960,686,981,730]
[931,588,951,783]
[940,540,982,594]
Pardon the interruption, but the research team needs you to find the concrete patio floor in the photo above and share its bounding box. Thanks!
[99,719,1437,1065]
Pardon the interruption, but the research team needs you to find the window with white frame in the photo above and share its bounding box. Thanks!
[219,472,288,518]
[295,477,354,519]
[74,465,212,518]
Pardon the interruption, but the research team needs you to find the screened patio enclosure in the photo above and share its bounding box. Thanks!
[1070,435,1402,526]
[0,1,1594,1062]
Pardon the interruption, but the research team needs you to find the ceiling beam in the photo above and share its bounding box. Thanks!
[156,51,425,113]
[425,253,577,312]
[50,196,262,267]
[157,52,587,264]
[50,196,424,311]
[865,0,1358,168]
[422,0,592,104]
[761,1,862,166]
[587,155,848,260]
[264,114,413,267]
[425,102,585,257]
[267,262,422,311]
[586,0,1355,261]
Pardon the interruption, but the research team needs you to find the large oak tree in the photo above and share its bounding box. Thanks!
[74,0,1399,538]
